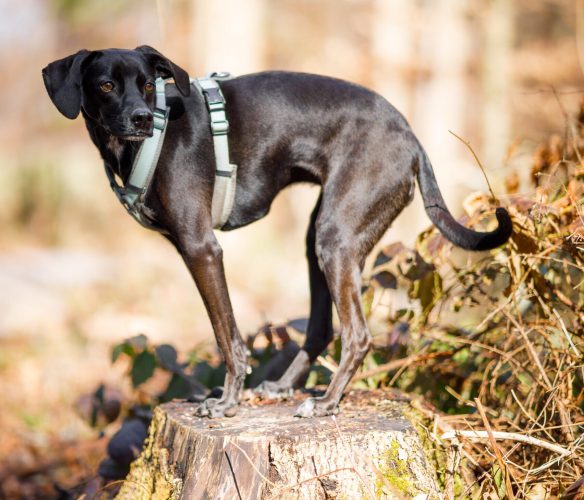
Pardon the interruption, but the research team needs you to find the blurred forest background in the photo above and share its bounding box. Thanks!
[0,0,582,497]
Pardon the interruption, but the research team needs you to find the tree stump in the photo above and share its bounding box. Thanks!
[116,389,440,499]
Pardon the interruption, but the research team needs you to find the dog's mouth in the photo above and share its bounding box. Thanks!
[119,133,151,142]
[103,125,153,142]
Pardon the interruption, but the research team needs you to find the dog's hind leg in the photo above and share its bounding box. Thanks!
[296,216,371,417]
[255,194,334,398]
[294,155,415,417]
[295,210,372,417]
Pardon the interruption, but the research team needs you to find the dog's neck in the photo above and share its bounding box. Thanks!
[84,117,141,184]
[106,135,125,161]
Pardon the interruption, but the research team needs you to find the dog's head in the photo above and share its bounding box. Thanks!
[42,46,190,140]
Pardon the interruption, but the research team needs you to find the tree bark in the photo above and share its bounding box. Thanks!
[116,389,440,499]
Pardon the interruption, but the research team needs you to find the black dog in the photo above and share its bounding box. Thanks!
[42,46,512,418]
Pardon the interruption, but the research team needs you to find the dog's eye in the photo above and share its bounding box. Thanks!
[100,82,114,93]
[144,82,155,94]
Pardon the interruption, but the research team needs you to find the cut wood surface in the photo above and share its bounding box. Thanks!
[116,389,439,499]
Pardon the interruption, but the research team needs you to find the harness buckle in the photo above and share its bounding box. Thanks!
[203,87,224,106]
[153,108,169,131]
[215,169,233,178]
[210,119,229,135]
[209,71,231,80]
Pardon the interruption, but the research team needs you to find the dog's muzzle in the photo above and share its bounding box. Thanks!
[130,108,154,136]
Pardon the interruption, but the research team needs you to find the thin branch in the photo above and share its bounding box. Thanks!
[475,398,516,499]
[551,87,584,166]
[552,307,581,357]
[350,350,451,382]
[529,434,584,475]
[441,430,571,458]
[316,354,338,374]
[503,311,553,390]
[228,441,276,486]
[448,129,498,202]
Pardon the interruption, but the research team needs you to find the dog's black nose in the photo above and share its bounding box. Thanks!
[131,109,153,129]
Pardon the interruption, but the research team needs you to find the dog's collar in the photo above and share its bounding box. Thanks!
[105,73,237,233]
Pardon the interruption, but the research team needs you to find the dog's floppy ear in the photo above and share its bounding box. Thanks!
[135,45,191,97]
[42,50,92,119]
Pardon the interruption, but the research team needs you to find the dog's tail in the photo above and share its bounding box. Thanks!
[416,148,512,251]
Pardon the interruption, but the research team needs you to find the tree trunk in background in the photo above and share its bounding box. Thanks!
[371,0,417,119]
[414,0,472,197]
[482,0,513,179]
[189,0,267,75]
[371,0,474,247]
[369,0,423,249]
[116,390,440,499]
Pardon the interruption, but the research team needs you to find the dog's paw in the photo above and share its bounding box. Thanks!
[195,398,238,418]
[254,381,294,400]
[294,397,339,418]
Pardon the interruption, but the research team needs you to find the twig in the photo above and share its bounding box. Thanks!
[503,310,553,390]
[282,466,359,492]
[551,87,584,166]
[514,252,584,273]
[529,285,581,358]
[510,390,551,439]
[475,398,516,499]
[440,430,571,458]
[411,399,481,468]
[563,184,584,232]
[529,434,584,475]
[92,478,152,499]
[224,451,243,500]
[475,270,530,331]
[448,130,498,202]
[444,443,461,499]
[351,351,451,382]
[229,441,276,486]
[552,307,581,357]
[316,354,338,374]
[422,330,524,372]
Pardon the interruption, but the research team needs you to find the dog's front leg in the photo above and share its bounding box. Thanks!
[178,232,247,418]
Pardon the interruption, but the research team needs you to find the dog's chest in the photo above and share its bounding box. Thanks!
[107,136,124,160]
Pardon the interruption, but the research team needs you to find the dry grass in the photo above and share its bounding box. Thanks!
[347,97,584,498]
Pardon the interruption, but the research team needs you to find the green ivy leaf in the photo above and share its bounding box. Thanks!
[193,361,226,390]
[155,344,180,372]
[126,334,148,351]
[159,373,192,402]
[111,342,134,363]
[131,350,157,387]
[372,271,397,289]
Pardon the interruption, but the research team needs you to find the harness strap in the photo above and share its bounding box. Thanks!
[125,80,168,205]
[106,73,237,232]
[105,77,168,232]
[193,74,237,229]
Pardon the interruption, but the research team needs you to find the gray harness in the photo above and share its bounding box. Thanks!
[105,74,237,232]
